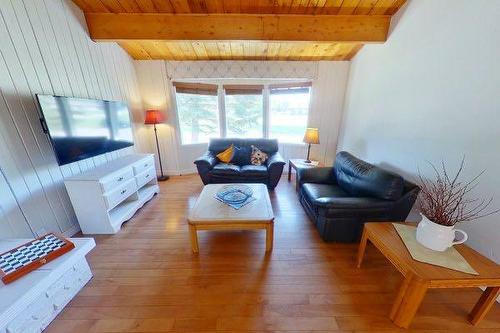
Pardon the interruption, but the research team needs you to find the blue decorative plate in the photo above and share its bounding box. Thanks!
[216,185,253,205]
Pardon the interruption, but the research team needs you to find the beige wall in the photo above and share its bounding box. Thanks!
[134,60,350,175]
[0,0,141,237]
[338,0,500,262]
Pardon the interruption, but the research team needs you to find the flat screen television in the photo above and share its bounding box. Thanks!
[36,94,134,166]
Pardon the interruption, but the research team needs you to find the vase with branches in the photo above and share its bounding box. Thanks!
[415,157,499,251]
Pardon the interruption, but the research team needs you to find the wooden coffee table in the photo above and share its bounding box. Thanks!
[357,222,500,329]
[188,184,274,253]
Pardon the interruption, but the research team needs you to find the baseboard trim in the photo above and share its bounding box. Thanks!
[63,224,81,237]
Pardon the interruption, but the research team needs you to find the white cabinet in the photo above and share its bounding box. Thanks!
[0,238,95,333]
[64,154,160,234]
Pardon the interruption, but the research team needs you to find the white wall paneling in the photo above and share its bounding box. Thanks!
[134,60,350,175]
[338,0,500,263]
[0,0,142,238]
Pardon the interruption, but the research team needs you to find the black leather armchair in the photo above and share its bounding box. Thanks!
[194,138,285,190]
[298,151,420,242]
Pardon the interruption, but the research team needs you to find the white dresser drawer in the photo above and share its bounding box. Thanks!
[6,294,52,333]
[103,180,137,210]
[135,167,156,188]
[133,156,154,175]
[100,168,134,193]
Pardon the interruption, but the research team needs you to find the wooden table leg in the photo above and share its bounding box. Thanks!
[390,276,412,320]
[288,162,292,181]
[391,275,428,329]
[265,223,274,252]
[468,286,500,325]
[189,224,199,254]
[356,226,369,268]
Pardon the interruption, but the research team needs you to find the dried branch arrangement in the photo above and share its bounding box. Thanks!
[418,157,499,226]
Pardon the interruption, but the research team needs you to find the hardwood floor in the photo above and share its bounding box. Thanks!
[46,175,500,332]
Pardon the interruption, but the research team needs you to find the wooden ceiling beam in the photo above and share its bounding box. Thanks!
[85,13,390,43]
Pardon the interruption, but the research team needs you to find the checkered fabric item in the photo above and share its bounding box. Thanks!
[0,234,66,275]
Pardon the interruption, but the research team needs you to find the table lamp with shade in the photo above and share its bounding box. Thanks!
[303,127,320,163]
[144,109,169,181]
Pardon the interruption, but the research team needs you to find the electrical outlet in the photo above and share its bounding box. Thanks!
[36,228,47,237]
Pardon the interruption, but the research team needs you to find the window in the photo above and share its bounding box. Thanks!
[224,85,264,138]
[173,81,312,144]
[269,83,311,143]
[174,82,220,144]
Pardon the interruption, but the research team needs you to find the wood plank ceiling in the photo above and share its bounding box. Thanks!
[73,0,407,61]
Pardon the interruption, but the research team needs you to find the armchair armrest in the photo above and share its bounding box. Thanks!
[194,152,218,169]
[194,152,218,185]
[297,167,336,186]
[267,152,286,190]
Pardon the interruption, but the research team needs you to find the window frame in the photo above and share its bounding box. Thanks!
[172,82,220,146]
[223,84,265,139]
[172,80,312,146]
[268,82,312,145]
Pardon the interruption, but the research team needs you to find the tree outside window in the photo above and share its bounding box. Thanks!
[175,92,219,144]
[225,93,263,138]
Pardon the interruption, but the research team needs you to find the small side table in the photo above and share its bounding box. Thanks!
[288,158,324,190]
[357,222,500,329]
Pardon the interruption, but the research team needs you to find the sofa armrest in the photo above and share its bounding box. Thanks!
[194,152,217,185]
[267,152,286,189]
[267,152,285,168]
[194,152,218,169]
[297,167,336,186]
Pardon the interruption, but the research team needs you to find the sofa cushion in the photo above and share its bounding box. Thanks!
[212,163,240,175]
[302,183,349,202]
[334,151,404,201]
[231,146,252,166]
[240,165,268,177]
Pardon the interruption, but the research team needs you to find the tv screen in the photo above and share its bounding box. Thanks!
[36,95,134,166]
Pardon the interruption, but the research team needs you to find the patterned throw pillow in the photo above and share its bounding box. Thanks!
[250,145,268,165]
[216,144,234,163]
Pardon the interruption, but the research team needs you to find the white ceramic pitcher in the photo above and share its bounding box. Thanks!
[416,214,468,251]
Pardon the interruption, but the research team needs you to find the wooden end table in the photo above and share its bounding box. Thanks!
[188,184,274,254]
[288,158,324,190]
[357,222,500,329]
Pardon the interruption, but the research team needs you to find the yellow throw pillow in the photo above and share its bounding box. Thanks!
[216,144,234,163]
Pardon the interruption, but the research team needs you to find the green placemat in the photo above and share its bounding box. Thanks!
[393,223,478,275]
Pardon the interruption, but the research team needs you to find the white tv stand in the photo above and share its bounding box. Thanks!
[64,154,159,234]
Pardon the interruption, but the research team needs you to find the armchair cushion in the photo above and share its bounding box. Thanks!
[302,183,348,202]
[315,197,393,210]
[334,151,404,201]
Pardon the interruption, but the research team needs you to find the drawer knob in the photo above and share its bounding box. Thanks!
[118,177,124,181]
[144,163,148,167]
[121,189,127,194]
[145,174,149,178]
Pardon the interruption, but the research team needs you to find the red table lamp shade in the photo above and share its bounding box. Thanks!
[144,110,165,125]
